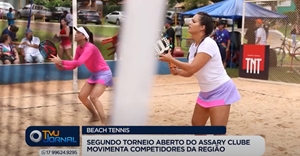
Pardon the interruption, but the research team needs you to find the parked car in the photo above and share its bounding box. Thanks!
[16,4,52,22]
[0,2,15,18]
[166,11,182,25]
[51,7,70,22]
[78,10,101,25]
[105,11,124,25]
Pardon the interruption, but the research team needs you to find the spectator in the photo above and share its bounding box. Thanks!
[7,8,15,26]
[291,23,298,48]
[0,9,2,20]
[0,34,20,64]
[255,19,267,45]
[1,24,19,41]
[244,20,256,44]
[165,20,175,55]
[65,8,73,41]
[210,21,218,40]
[19,28,44,63]
[263,21,270,39]
[57,18,72,60]
[175,22,182,47]
[215,20,231,67]
[60,11,68,30]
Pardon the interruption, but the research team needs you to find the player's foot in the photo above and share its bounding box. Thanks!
[89,116,100,122]
[101,119,107,125]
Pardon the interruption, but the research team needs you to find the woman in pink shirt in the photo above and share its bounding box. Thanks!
[50,26,112,125]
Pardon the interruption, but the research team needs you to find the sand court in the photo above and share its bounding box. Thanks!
[0,75,300,156]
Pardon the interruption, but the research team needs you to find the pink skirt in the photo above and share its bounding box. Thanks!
[87,70,113,87]
[197,79,240,108]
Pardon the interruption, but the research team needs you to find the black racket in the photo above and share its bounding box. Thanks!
[39,40,58,59]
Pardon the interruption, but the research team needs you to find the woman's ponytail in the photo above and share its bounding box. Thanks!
[82,26,94,44]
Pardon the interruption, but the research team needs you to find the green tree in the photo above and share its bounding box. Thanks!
[168,0,184,8]
[34,0,71,9]
[184,0,209,11]
[106,0,123,5]
[295,0,300,31]
[34,0,46,5]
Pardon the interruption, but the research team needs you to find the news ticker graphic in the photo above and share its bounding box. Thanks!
[39,149,80,156]
[25,126,80,146]
[82,126,226,135]
[81,135,265,156]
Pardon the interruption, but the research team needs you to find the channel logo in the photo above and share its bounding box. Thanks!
[25,126,80,146]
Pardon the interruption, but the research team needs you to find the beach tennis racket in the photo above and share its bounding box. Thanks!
[155,33,177,72]
[52,34,61,43]
[101,33,119,56]
[155,31,172,56]
[39,40,58,59]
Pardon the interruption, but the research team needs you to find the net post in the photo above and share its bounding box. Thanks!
[110,0,166,125]
[241,0,246,44]
[72,0,78,91]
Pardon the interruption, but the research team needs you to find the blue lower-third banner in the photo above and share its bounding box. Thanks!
[82,126,226,135]
[25,126,80,146]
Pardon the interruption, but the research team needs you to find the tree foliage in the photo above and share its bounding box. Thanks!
[168,0,184,8]
[106,0,123,5]
[294,0,300,29]
[184,0,209,11]
[33,0,72,9]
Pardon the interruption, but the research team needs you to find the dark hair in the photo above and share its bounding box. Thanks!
[61,18,68,23]
[63,10,68,14]
[9,25,19,33]
[0,34,10,43]
[82,26,94,44]
[196,12,214,37]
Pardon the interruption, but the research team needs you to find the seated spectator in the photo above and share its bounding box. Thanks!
[1,24,19,41]
[19,28,44,63]
[0,34,20,64]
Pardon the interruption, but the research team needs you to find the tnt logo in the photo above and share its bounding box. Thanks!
[245,58,262,74]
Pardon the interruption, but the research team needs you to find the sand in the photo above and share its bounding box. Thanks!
[0,75,299,156]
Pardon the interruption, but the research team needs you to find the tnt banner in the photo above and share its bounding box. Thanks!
[239,45,270,80]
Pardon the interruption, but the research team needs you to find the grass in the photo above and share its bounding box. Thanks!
[226,68,239,78]
[85,26,119,37]
[278,26,300,41]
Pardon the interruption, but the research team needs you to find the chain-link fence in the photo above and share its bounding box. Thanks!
[243,0,300,84]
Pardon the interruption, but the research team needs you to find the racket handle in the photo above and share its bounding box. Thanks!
[168,63,178,75]
[169,63,176,69]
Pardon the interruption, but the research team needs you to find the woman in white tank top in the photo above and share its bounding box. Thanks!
[159,12,240,131]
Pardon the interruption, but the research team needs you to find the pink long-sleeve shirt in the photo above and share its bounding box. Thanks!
[61,42,110,72]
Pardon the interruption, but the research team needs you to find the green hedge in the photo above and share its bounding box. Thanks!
[103,5,122,16]
[283,11,297,24]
